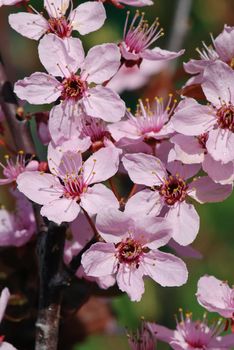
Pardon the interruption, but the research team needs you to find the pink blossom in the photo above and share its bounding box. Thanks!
[148,311,234,350]
[184,25,234,87]
[172,61,234,164]
[197,275,234,319]
[128,321,156,350]
[169,134,234,185]
[109,95,176,145]
[49,110,114,150]
[81,207,188,302]
[9,0,106,40]
[119,11,184,67]
[0,288,17,350]
[14,35,125,139]
[0,151,39,185]
[123,154,232,245]
[17,142,120,224]
[0,190,35,247]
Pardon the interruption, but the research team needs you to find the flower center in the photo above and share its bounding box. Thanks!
[47,17,72,38]
[61,75,87,101]
[216,104,234,132]
[131,96,176,139]
[159,175,188,205]
[117,238,143,266]
[123,11,164,54]
[63,176,87,201]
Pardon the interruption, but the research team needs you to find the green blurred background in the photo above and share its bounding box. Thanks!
[0,0,234,349]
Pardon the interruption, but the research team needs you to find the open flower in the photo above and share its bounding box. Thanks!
[9,0,106,40]
[109,95,175,145]
[119,11,184,67]
[169,133,234,185]
[172,61,234,164]
[123,154,232,245]
[81,207,188,302]
[14,34,125,142]
[17,141,120,224]
[0,151,39,185]
[184,25,234,86]
[148,311,234,350]
[197,275,234,319]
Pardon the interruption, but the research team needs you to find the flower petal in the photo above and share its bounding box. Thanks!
[172,98,215,135]
[96,208,133,243]
[143,250,188,286]
[41,198,80,224]
[81,183,119,216]
[116,264,145,302]
[206,128,234,164]
[141,47,184,61]
[196,275,234,318]
[122,153,166,186]
[125,189,163,216]
[81,242,117,276]
[83,147,120,185]
[134,217,172,249]
[9,13,48,40]
[82,44,120,84]
[189,176,232,203]
[83,86,125,122]
[38,34,84,77]
[165,202,200,246]
[70,1,106,35]
[203,154,234,185]
[14,72,60,105]
[147,323,174,343]
[17,171,63,205]
[202,61,234,107]
[44,0,70,17]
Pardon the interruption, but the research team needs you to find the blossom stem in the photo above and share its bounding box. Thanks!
[127,183,137,199]
[82,208,100,239]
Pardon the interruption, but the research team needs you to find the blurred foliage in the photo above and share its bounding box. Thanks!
[0,0,234,349]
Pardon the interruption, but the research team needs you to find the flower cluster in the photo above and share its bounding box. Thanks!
[0,0,232,302]
[0,1,234,348]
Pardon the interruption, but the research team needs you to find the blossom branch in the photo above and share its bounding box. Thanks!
[35,220,67,350]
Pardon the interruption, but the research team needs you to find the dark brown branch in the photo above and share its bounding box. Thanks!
[0,55,35,153]
[35,221,67,350]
